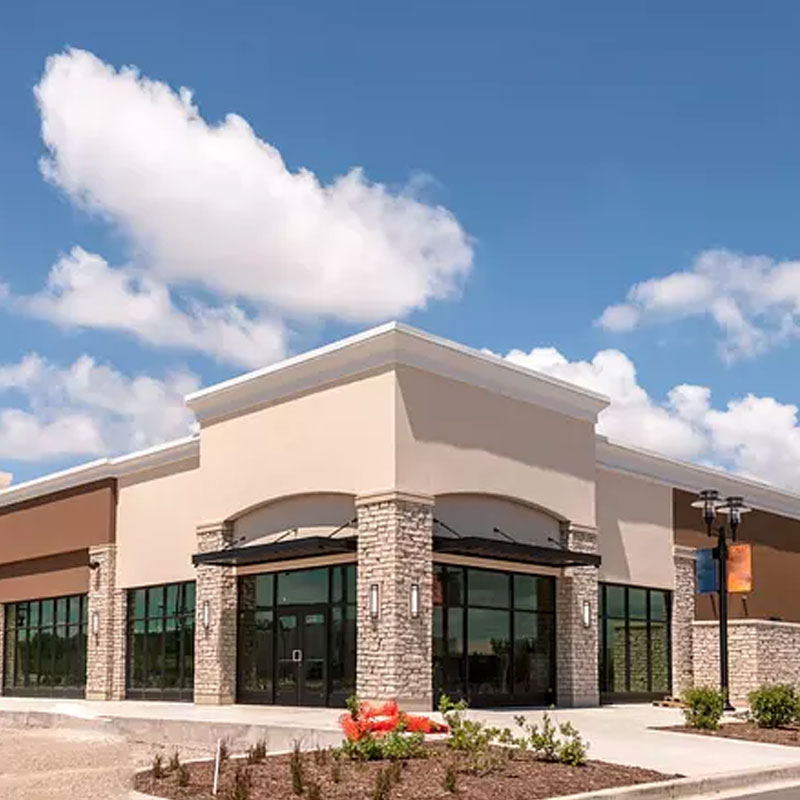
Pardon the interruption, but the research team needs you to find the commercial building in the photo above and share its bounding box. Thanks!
[1,323,799,708]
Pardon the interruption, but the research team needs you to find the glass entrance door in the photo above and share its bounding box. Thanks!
[237,565,356,707]
[275,607,328,706]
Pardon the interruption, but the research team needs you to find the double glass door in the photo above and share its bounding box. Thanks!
[275,607,327,706]
[237,565,357,707]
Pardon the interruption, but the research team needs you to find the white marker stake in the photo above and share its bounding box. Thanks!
[212,738,221,796]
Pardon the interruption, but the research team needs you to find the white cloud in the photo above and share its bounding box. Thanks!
[0,353,197,462]
[494,344,800,492]
[34,48,473,328]
[16,247,286,369]
[597,249,800,362]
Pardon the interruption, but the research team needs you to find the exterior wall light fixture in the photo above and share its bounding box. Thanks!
[369,584,380,620]
[581,599,591,628]
[202,600,211,630]
[91,610,100,638]
[410,583,420,618]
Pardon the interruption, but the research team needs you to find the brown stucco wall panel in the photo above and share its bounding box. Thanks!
[673,488,800,623]
[0,550,89,602]
[0,480,116,565]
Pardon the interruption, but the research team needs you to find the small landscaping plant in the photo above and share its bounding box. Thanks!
[229,765,252,800]
[247,739,268,764]
[748,684,800,728]
[289,740,304,795]
[177,763,190,787]
[168,750,181,773]
[151,753,165,780]
[682,686,725,730]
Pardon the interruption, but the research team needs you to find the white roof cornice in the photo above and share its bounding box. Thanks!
[597,436,800,520]
[0,435,199,510]
[186,322,610,425]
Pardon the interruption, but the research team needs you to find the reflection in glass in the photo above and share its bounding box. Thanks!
[599,584,671,698]
[277,568,328,605]
[468,570,509,608]
[467,608,511,695]
[2,594,87,696]
[125,582,195,700]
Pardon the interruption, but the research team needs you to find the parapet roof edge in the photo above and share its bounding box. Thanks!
[0,434,199,509]
[596,435,800,520]
[185,321,610,424]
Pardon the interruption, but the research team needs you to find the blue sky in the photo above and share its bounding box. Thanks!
[2,2,800,487]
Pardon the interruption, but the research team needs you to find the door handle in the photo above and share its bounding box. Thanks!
[292,649,303,663]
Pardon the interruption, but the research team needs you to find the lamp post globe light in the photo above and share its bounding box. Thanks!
[691,490,751,710]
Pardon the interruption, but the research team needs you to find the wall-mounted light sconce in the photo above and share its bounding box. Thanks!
[369,584,380,620]
[202,600,211,630]
[582,599,591,629]
[91,610,100,638]
[88,560,101,571]
[410,583,420,619]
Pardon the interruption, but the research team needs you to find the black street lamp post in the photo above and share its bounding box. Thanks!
[691,490,751,711]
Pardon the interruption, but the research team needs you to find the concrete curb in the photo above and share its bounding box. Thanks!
[129,756,800,800]
[0,708,341,752]
[553,761,800,799]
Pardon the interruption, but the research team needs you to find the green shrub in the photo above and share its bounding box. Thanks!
[683,687,725,730]
[513,713,588,766]
[749,684,800,728]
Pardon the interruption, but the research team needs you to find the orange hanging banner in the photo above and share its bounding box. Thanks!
[727,543,752,593]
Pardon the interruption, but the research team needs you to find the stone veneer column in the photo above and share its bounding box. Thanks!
[555,524,599,707]
[671,545,696,697]
[356,491,434,711]
[86,543,125,700]
[194,522,237,705]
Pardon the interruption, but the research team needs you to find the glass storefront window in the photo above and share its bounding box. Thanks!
[277,569,328,605]
[468,569,510,608]
[2,594,88,697]
[126,581,195,701]
[598,583,671,699]
[433,565,555,707]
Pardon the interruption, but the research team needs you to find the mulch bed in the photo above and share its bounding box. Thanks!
[135,745,675,800]
[663,721,800,747]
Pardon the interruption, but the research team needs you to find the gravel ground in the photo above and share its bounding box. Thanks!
[0,724,217,800]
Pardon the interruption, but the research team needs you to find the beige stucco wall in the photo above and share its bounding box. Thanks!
[394,366,597,527]
[233,492,356,546]
[596,467,674,589]
[115,365,604,589]
[116,457,202,587]
[197,369,396,522]
[434,493,560,547]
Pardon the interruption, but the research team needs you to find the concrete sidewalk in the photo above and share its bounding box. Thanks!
[472,705,800,777]
[2,697,800,779]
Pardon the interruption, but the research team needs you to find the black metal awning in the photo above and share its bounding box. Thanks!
[192,536,357,567]
[433,535,600,568]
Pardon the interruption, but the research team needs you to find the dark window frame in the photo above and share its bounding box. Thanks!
[125,581,195,701]
[598,582,672,702]
[2,593,88,698]
[433,564,556,708]
[236,563,357,707]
